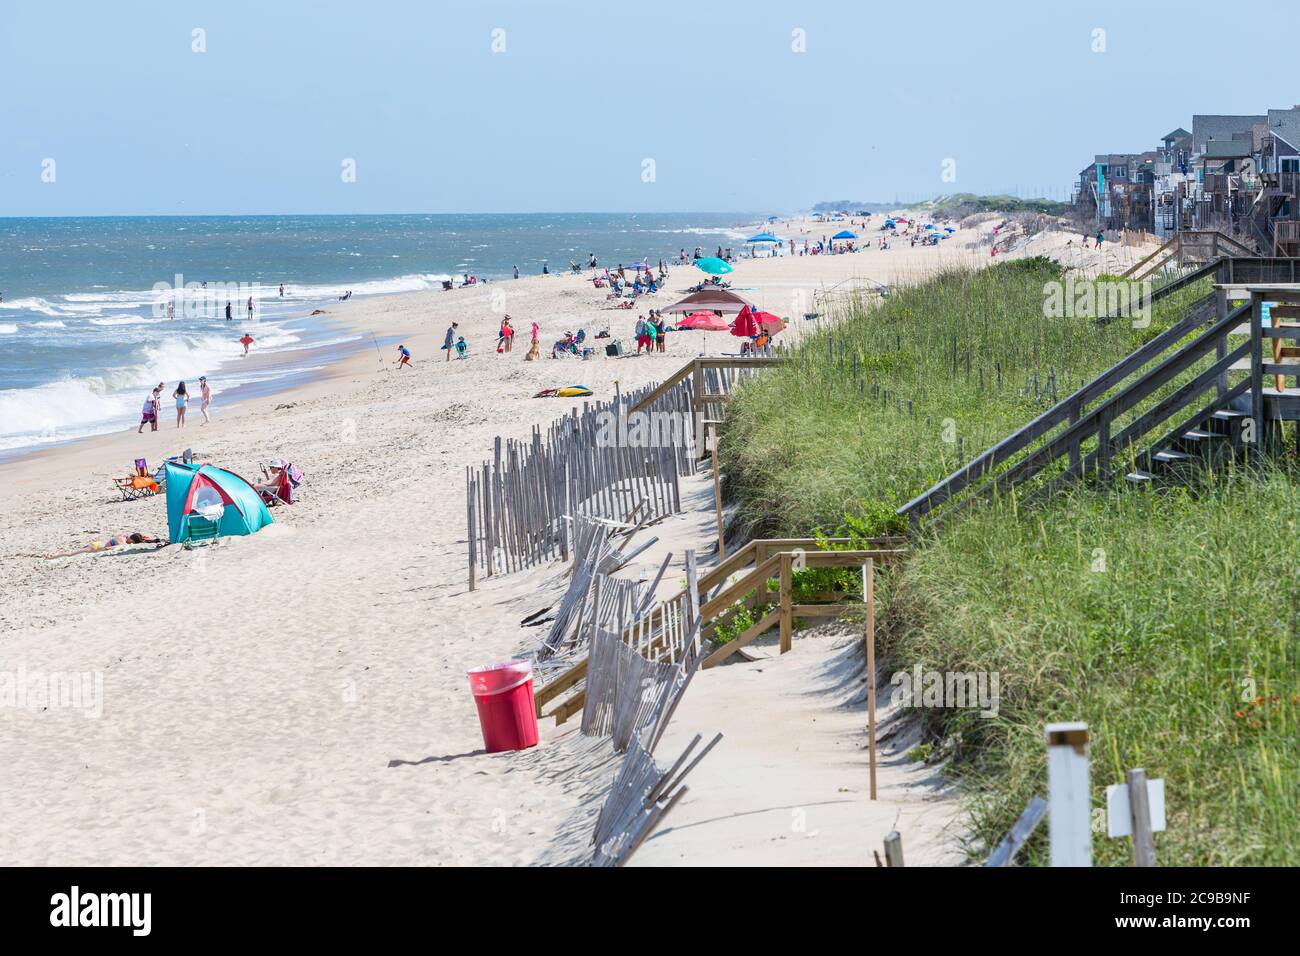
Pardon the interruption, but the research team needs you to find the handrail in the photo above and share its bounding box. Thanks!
[978,304,1248,495]
[1119,233,1178,279]
[900,292,1250,523]
[534,540,907,720]
[628,356,786,414]
[898,301,1214,519]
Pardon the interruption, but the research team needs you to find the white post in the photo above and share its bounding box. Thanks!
[1045,722,1091,867]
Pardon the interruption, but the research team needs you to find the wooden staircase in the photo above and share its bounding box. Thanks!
[898,259,1300,526]
[1121,230,1259,284]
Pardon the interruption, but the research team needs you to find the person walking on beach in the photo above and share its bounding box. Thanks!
[173,381,189,428]
[225,300,233,321]
[396,344,412,369]
[442,322,459,361]
[513,265,519,279]
[279,283,285,297]
[198,376,212,425]
[138,388,158,433]
[247,296,255,321]
[239,332,254,355]
[499,315,514,353]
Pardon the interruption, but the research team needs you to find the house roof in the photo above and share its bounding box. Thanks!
[1162,127,1191,142]
[1192,114,1266,153]
[1267,108,1300,152]
[1204,140,1252,159]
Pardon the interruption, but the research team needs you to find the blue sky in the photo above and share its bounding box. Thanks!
[1,0,1294,215]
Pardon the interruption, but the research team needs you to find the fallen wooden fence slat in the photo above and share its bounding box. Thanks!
[985,795,1048,867]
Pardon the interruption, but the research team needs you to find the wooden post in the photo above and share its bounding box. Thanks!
[466,469,477,592]
[1126,768,1157,867]
[864,559,877,801]
[1045,722,1091,867]
[1251,290,1264,453]
[883,831,904,867]
[709,423,725,558]
[778,553,793,653]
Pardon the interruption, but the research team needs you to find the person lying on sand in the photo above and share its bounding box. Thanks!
[43,532,164,559]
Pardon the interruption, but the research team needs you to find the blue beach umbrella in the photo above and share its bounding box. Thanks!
[695,256,734,275]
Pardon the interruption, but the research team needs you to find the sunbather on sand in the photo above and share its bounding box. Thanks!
[43,532,163,559]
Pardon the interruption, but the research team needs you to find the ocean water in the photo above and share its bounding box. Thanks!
[0,213,754,452]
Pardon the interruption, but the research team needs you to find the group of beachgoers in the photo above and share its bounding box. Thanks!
[594,259,669,305]
[634,311,668,354]
[426,316,587,362]
[138,377,211,431]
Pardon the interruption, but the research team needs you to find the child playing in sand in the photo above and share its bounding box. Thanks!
[239,333,254,355]
[396,344,412,368]
[455,336,469,359]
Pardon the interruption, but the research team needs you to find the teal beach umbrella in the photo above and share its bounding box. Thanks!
[695,256,734,275]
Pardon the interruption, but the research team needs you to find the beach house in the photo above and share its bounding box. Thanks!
[1256,107,1300,255]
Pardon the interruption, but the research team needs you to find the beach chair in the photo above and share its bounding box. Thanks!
[113,458,161,500]
[258,460,304,506]
[184,514,222,544]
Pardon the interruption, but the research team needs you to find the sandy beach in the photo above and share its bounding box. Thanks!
[0,213,1145,865]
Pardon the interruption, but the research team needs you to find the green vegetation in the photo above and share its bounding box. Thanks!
[811,194,1071,217]
[920,193,1072,218]
[720,258,1299,864]
[885,471,1300,865]
[711,601,775,644]
[723,258,1207,539]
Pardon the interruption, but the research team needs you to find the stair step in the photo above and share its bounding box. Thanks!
[1212,409,1248,420]
[1126,471,1156,483]
[1154,450,1192,462]
[1182,429,1223,440]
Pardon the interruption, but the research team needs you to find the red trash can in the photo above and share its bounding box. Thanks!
[467,659,539,753]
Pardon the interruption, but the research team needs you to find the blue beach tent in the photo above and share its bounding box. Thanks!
[165,461,273,544]
[831,229,857,240]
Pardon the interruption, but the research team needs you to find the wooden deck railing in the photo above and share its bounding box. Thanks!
[899,260,1261,526]
[533,536,906,723]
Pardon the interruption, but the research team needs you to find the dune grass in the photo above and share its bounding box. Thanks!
[722,257,1210,540]
[720,258,1299,864]
[884,471,1300,865]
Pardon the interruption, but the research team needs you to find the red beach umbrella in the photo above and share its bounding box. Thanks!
[731,305,759,338]
[678,312,729,331]
[750,310,786,335]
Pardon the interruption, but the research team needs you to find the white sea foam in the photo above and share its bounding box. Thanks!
[0,324,17,334]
